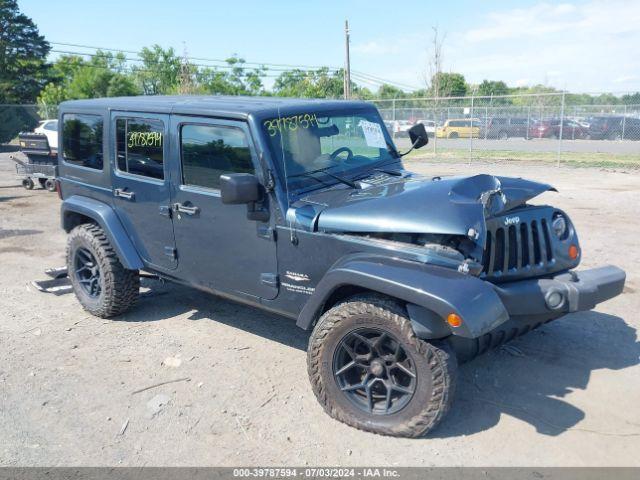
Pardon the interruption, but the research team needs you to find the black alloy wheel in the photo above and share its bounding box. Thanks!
[333,328,417,415]
[73,246,102,298]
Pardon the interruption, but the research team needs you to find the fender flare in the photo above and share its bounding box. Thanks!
[296,254,509,339]
[61,195,144,270]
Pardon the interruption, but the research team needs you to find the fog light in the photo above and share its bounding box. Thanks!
[545,290,564,309]
[447,313,462,327]
[569,244,579,260]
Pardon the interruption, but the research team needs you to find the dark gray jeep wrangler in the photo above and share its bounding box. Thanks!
[57,96,625,437]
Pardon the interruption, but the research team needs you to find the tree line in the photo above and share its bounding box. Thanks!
[2,0,639,143]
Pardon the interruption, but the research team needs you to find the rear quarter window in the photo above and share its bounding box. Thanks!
[62,114,103,170]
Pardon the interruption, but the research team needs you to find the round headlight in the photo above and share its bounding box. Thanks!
[552,213,568,239]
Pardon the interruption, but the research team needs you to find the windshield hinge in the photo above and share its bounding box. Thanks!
[264,168,276,192]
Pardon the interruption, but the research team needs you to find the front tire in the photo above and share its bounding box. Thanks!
[67,223,140,318]
[307,294,457,438]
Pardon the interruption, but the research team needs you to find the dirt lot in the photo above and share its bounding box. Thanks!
[0,150,638,467]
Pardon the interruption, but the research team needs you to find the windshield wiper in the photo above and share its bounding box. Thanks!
[290,166,360,189]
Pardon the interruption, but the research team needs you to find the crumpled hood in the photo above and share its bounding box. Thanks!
[287,173,555,259]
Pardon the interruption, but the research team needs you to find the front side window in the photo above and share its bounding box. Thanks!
[115,118,164,180]
[62,114,103,169]
[262,109,396,192]
[180,124,254,189]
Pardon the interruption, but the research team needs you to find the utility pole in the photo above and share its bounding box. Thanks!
[344,20,351,99]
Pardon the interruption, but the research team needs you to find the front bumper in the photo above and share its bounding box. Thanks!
[493,265,625,317]
[448,265,625,362]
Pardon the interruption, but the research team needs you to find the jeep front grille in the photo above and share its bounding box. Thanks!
[481,217,555,278]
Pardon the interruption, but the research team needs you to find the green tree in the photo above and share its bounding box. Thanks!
[621,92,640,105]
[429,72,467,97]
[38,51,139,116]
[197,57,266,96]
[273,67,344,98]
[477,80,509,97]
[0,0,51,142]
[376,84,407,99]
[132,45,181,95]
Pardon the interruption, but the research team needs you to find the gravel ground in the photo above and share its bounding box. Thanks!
[0,150,638,466]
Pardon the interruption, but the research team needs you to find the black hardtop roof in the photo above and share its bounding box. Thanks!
[59,95,374,119]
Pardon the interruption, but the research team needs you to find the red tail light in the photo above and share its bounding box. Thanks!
[55,179,62,200]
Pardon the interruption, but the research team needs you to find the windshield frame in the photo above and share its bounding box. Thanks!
[257,105,400,196]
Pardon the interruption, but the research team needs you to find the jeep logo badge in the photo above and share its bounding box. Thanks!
[504,216,520,226]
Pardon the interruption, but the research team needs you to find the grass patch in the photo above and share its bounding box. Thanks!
[404,148,640,169]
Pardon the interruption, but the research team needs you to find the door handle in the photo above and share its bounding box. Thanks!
[173,203,200,216]
[114,188,135,200]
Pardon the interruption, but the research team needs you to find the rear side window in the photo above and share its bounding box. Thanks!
[180,124,254,190]
[62,114,103,169]
[115,118,164,180]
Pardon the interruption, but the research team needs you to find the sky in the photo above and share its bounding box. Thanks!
[19,0,640,93]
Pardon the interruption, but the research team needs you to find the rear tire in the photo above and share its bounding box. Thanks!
[497,130,509,140]
[307,294,457,438]
[67,223,139,318]
[22,178,34,190]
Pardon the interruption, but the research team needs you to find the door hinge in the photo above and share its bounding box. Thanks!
[159,205,172,218]
[164,246,177,260]
[260,273,279,288]
[257,225,276,241]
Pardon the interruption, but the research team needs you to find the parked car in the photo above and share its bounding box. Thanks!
[389,119,413,137]
[528,118,588,139]
[588,116,640,140]
[58,96,624,438]
[34,119,59,150]
[435,118,481,138]
[415,119,436,137]
[484,117,530,139]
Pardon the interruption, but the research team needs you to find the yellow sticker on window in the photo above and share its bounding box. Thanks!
[128,131,162,148]
[264,114,320,137]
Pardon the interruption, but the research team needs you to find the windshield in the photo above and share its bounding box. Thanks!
[262,109,398,192]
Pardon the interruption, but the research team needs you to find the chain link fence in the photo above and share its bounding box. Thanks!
[372,92,640,167]
[2,94,640,167]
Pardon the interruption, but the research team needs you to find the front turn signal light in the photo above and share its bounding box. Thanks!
[447,313,462,327]
[569,244,579,260]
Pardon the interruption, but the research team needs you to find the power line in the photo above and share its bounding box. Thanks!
[50,41,339,71]
[49,40,418,91]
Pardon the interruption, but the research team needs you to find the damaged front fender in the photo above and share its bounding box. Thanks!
[296,253,509,338]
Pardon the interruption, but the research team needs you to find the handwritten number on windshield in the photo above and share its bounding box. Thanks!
[264,114,319,137]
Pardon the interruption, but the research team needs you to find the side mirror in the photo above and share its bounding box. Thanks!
[408,123,429,149]
[220,173,261,205]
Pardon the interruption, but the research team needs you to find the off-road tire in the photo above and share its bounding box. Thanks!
[67,223,139,318]
[307,294,457,438]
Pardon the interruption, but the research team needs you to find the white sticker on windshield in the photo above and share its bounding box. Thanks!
[359,120,387,149]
